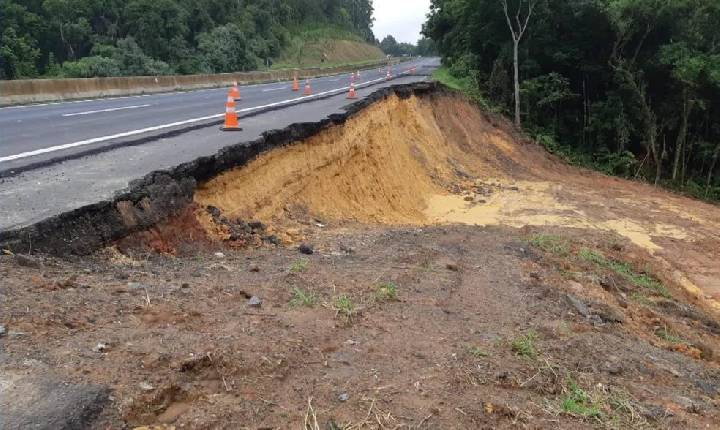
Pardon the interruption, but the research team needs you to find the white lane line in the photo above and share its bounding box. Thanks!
[0,74,404,164]
[261,87,287,92]
[0,63,420,110]
[61,104,152,117]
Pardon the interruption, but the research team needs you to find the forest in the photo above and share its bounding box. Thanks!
[425,0,720,201]
[0,0,375,79]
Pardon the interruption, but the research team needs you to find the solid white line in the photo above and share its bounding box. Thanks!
[261,87,286,92]
[61,104,151,117]
[0,74,403,164]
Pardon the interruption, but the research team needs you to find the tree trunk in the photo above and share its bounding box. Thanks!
[672,89,693,181]
[707,142,720,195]
[645,115,661,185]
[513,40,521,127]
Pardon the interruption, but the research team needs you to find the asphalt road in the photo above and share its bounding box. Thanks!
[0,58,432,173]
[0,58,440,231]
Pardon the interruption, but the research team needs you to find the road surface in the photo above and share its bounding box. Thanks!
[0,58,440,231]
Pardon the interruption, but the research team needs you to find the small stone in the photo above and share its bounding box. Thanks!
[463,195,474,202]
[14,254,41,268]
[206,205,222,218]
[93,342,110,353]
[138,381,154,391]
[566,294,591,318]
[593,304,625,324]
[214,252,225,259]
[286,228,302,237]
[249,265,260,273]
[603,355,623,375]
[0,324,6,337]
[338,393,349,402]
[298,243,314,255]
[509,186,519,191]
[674,396,701,413]
[248,296,262,307]
[264,235,281,245]
[181,283,190,289]
[445,263,459,272]
[127,282,149,291]
[248,221,265,230]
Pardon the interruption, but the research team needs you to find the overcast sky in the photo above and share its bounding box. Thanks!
[372,0,431,44]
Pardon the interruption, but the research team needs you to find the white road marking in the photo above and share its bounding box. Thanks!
[261,87,287,92]
[61,104,152,117]
[0,64,411,110]
[0,72,408,164]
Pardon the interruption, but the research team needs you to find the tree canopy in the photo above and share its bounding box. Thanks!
[0,0,376,79]
[424,0,720,200]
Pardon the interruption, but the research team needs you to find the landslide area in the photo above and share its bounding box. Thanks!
[194,91,720,311]
[3,89,720,429]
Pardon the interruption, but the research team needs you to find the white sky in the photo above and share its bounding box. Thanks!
[372,0,431,44]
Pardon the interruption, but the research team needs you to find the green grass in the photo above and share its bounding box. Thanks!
[375,282,398,301]
[630,292,653,306]
[562,380,602,419]
[578,248,606,265]
[530,234,570,256]
[334,295,355,320]
[511,330,538,359]
[577,248,670,298]
[655,326,684,344]
[432,66,472,91]
[273,24,384,70]
[290,287,317,307]
[289,258,309,273]
[466,345,489,358]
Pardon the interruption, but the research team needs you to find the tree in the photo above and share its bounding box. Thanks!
[379,35,399,56]
[197,24,261,73]
[0,28,40,79]
[500,0,538,127]
[424,0,720,200]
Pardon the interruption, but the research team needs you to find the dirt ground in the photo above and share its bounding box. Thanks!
[1,92,719,429]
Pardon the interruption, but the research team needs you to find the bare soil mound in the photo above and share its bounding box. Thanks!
[193,92,720,313]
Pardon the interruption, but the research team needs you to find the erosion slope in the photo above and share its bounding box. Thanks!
[194,91,720,312]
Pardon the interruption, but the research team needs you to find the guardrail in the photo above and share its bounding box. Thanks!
[0,58,407,106]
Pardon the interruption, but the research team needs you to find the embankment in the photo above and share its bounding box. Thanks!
[0,82,439,255]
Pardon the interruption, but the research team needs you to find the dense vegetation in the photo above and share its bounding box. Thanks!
[0,0,375,79]
[425,0,720,201]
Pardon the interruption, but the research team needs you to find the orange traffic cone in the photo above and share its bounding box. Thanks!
[303,80,312,96]
[221,93,242,131]
[386,69,392,80]
[292,75,300,92]
[230,82,241,100]
[350,72,355,84]
[356,70,360,79]
[347,83,357,99]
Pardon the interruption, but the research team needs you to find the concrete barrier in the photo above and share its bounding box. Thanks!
[0,59,404,106]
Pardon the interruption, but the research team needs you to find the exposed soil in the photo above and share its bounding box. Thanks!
[1,91,719,429]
